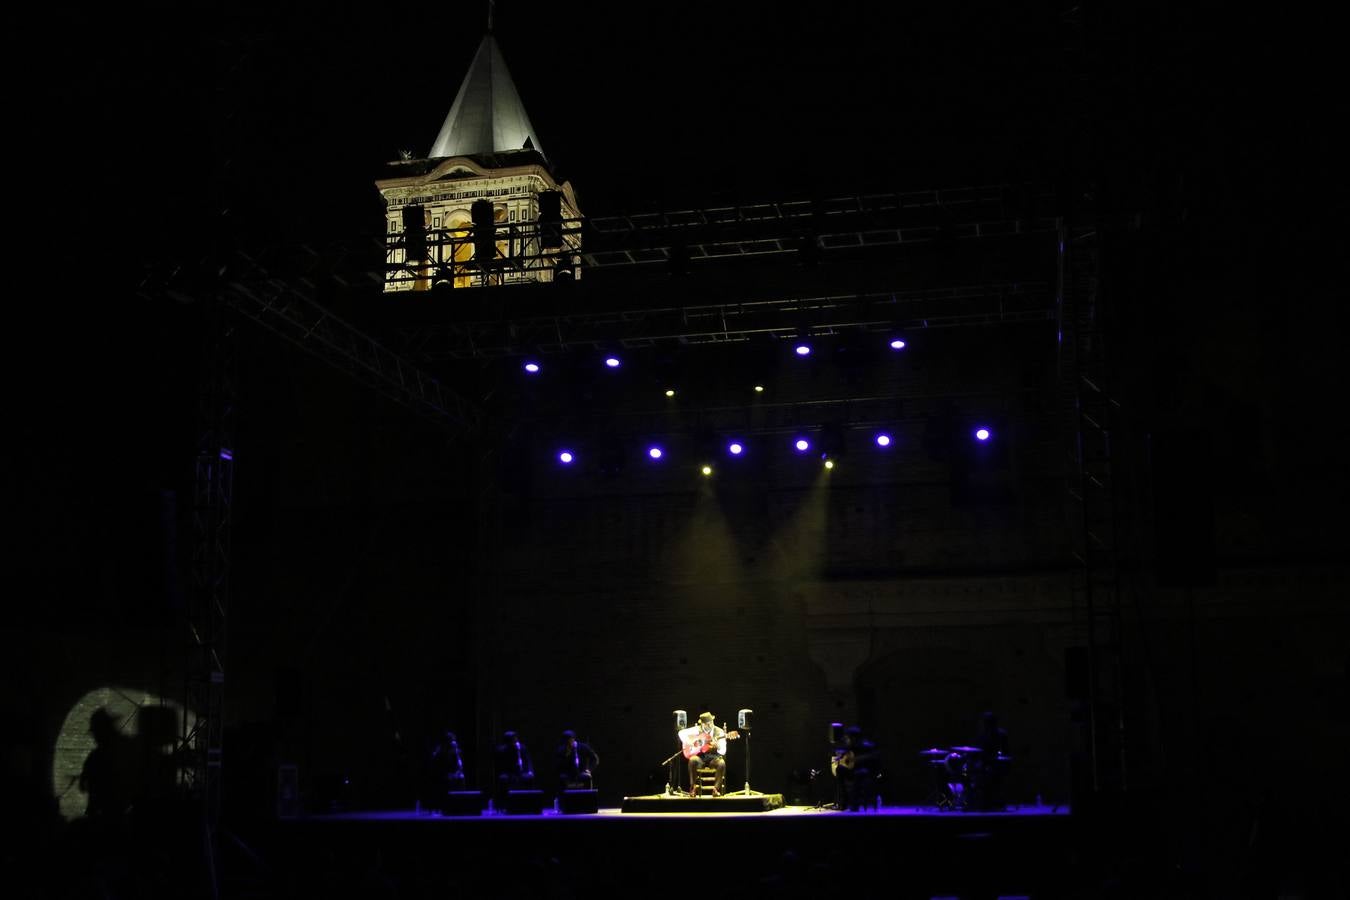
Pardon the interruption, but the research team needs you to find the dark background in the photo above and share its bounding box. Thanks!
[8,2,1345,896]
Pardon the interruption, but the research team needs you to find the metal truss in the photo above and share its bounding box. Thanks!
[182,302,234,864]
[392,281,1054,361]
[579,184,1060,268]
[1058,216,1128,796]
[518,385,1056,444]
[217,253,481,435]
[372,182,1062,363]
[381,183,1059,290]
[385,222,583,289]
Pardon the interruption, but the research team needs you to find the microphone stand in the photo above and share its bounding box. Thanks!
[731,722,762,796]
[660,748,684,796]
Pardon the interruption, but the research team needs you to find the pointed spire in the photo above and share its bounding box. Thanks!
[428,32,545,161]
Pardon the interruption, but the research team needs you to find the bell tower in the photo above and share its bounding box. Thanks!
[376,25,580,291]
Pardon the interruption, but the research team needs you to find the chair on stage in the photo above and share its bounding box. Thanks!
[837,764,882,811]
[693,765,718,796]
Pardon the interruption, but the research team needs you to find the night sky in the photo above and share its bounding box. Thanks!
[22,0,1334,537]
[33,2,1311,242]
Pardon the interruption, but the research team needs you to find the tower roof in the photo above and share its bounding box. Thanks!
[428,33,545,162]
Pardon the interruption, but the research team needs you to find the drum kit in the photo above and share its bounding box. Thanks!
[918,746,1012,811]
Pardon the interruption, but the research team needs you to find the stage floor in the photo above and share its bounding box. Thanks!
[304,800,1069,820]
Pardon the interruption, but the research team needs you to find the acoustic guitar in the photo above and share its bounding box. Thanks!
[681,729,740,759]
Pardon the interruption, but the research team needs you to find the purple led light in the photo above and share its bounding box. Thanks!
[889,339,906,350]
[728,442,744,456]
[794,438,810,452]
[795,344,811,356]
[523,361,540,373]
[648,446,663,460]
[558,451,574,464]
[975,428,991,442]
[605,357,621,368]
[875,434,892,447]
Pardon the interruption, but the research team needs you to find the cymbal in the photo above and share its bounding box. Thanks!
[918,748,948,758]
[950,746,982,753]
[996,753,1013,761]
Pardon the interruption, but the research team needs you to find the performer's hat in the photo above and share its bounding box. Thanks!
[697,712,714,724]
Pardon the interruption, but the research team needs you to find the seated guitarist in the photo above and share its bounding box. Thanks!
[678,711,738,796]
[833,725,880,811]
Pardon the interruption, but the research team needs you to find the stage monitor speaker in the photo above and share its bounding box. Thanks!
[829,722,844,744]
[441,791,486,816]
[558,789,598,814]
[673,709,687,730]
[446,790,487,816]
[738,708,753,731]
[503,790,546,815]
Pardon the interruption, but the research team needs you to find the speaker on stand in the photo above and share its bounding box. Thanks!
[666,710,688,795]
[736,709,760,795]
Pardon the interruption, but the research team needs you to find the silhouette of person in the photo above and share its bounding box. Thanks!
[493,730,535,803]
[832,725,881,811]
[555,729,599,791]
[132,704,186,825]
[79,708,135,820]
[427,729,467,812]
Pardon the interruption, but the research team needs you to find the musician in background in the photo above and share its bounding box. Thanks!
[555,729,599,791]
[832,725,881,811]
[493,730,535,804]
[426,729,467,813]
[678,711,738,796]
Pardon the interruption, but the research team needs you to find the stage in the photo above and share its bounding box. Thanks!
[620,789,786,812]
[238,802,1077,899]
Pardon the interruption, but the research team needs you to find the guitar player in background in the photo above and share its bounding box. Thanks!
[832,725,881,811]
[678,711,740,796]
